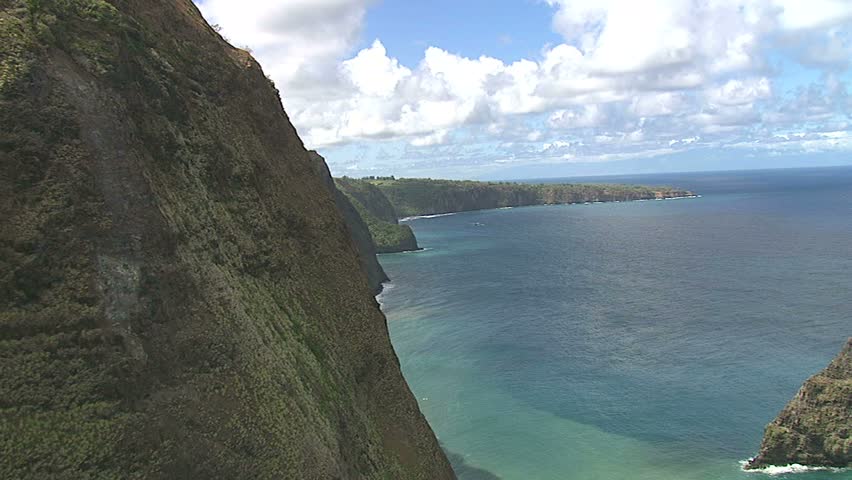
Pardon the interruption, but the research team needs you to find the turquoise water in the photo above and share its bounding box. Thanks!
[378,167,852,480]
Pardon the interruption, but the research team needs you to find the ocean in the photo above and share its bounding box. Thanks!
[377,166,852,480]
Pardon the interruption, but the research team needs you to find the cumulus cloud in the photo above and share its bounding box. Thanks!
[549,105,607,129]
[197,0,373,97]
[342,40,410,97]
[196,0,852,173]
[704,78,772,106]
[629,92,688,118]
[791,29,852,70]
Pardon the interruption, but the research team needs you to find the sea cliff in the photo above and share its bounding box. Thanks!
[747,338,852,470]
[0,1,454,478]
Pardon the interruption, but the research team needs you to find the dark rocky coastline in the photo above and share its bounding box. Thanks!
[747,338,852,469]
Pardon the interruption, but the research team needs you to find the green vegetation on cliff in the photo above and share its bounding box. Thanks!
[362,217,419,254]
[747,338,852,469]
[0,1,454,478]
[335,177,419,254]
[369,178,694,218]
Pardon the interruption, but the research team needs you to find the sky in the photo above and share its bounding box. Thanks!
[195,0,852,180]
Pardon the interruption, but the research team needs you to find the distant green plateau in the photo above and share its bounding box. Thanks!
[334,177,694,254]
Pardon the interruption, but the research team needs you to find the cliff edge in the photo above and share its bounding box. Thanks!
[0,0,454,478]
[308,152,389,292]
[747,338,852,469]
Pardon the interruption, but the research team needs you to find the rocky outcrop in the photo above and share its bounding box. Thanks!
[308,152,388,293]
[747,339,852,469]
[369,222,419,254]
[335,178,420,254]
[0,1,454,478]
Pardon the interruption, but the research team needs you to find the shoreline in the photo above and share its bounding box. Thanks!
[398,194,701,223]
[377,247,430,256]
[382,194,701,255]
[739,460,849,476]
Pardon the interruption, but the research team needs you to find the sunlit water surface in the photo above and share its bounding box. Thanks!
[379,167,852,480]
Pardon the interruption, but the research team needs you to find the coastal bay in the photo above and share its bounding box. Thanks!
[379,167,852,480]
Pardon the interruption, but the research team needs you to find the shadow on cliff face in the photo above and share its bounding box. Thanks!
[445,449,502,480]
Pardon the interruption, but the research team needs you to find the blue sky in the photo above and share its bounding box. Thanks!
[361,1,562,65]
[197,0,852,180]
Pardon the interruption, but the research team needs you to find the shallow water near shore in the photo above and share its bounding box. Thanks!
[378,166,852,480]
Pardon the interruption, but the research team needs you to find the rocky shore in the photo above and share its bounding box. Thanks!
[747,338,852,469]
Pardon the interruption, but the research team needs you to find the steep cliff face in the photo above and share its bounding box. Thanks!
[747,339,852,469]
[308,152,388,293]
[335,178,419,254]
[0,1,454,478]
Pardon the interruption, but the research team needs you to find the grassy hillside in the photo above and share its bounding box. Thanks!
[0,1,454,478]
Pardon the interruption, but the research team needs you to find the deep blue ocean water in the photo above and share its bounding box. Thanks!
[378,166,852,480]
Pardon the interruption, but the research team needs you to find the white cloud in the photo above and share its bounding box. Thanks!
[705,78,772,106]
[542,140,571,151]
[793,29,852,70]
[196,0,852,172]
[411,130,450,147]
[526,130,544,142]
[198,0,373,96]
[342,40,411,97]
[550,1,695,74]
[771,0,852,30]
[630,92,687,117]
[549,105,606,129]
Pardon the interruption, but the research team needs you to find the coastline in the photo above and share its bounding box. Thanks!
[385,194,701,254]
[398,194,701,224]
[378,247,430,255]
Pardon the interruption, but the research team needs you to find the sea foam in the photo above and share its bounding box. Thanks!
[739,460,848,476]
[400,213,457,222]
[375,282,394,308]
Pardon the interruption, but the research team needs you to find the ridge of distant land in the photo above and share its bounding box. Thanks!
[335,177,694,253]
